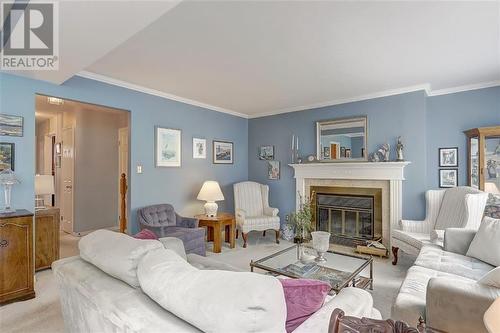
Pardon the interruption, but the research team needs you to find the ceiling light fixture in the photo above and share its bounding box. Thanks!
[47,97,64,105]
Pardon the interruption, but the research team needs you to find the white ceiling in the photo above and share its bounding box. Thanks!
[7,1,500,118]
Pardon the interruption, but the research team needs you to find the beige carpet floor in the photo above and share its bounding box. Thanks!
[0,232,413,333]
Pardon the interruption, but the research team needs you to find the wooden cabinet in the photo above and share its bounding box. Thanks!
[35,207,60,271]
[0,210,35,304]
[464,126,500,193]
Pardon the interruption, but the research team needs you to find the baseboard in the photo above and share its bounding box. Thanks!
[71,225,120,237]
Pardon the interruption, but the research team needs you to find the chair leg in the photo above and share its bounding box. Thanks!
[275,230,280,244]
[263,230,266,237]
[242,232,248,248]
[392,246,399,265]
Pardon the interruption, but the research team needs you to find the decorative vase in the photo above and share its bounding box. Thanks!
[281,224,294,241]
[311,231,330,262]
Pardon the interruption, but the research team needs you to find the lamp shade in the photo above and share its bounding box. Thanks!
[197,181,224,202]
[485,182,500,194]
[35,175,55,195]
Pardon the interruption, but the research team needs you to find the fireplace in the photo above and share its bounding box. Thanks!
[311,186,382,247]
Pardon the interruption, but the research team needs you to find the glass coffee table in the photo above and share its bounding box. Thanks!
[250,244,373,294]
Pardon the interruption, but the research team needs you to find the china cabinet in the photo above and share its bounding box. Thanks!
[464,126,500,193]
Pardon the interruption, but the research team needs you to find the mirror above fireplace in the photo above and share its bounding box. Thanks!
[316,116,367,162]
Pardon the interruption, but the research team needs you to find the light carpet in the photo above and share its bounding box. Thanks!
[0,232,413,333]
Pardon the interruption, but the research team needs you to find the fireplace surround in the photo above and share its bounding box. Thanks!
[289,162,410,249]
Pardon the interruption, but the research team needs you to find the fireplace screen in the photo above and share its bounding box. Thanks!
[316,193,374,242]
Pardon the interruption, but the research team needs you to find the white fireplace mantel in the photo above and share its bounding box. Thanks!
[289,161,411,247]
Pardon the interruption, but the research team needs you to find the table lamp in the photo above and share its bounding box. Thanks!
[484,297,500,333]
[0,169,20,213]
[35,174,54,210]
[197,180,224,217]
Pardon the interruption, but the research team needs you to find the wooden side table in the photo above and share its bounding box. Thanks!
[195,213,235,253]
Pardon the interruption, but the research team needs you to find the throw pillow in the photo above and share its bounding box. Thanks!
[434,186,484,230]
[278,278,331,333]
[478,267,500,289]
[466,216,500,267]
[133,229,158,240]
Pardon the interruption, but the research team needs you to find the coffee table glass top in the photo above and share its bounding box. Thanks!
[250,244,373,293]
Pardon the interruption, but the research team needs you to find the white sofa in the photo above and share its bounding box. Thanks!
[53,230,381,333]
[234,181,281,247]
[391,186,488,264]
[392,228,500,333]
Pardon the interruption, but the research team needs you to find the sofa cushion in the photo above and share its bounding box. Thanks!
[278,278,331,333]
[79,229,163,287]
[467,216,500,267]
[434,186,482,230]
[415,245,494,281]
[138,248,287,333]
[478,266,500,288]
[240,216,280,229]
[391,265,474,326]
[392,230,442,250]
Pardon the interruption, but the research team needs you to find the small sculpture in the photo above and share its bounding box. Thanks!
[396,136,404,161]
[369,153,380,162]
[378,143,391,162]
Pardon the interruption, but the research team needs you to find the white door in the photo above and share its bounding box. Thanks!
[61,128,74,234]
[118,127,129,226]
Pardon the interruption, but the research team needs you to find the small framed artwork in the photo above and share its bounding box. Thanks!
[258,145,274,160]
[323,147,330,158]
[340,146,346,158]
[439,147,458,167]
[0,143,15,171]
[0,114,23,137]
[213,140,233,164]
[193,138,206,159]
[155,127,181,167]
[345,148,352,158]
[268,161,280,180]
[439,169,458,188]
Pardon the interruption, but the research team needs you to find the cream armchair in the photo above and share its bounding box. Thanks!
[391,186,488,265]
[233,181,280,248]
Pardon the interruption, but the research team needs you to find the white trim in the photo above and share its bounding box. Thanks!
[428,80,500,97]
[76,71,500,119]
[76,71,249,119]
[249,84,432,119]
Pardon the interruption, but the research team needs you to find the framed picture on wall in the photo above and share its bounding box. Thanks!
[439,147,458,167]
[268,161,280,180]
[155,127,181,167]
[192,138,206,159]
[258,145,274,160]
[439,169,458,188]
[0,143,15,171]
[0,114,23,137]
[213,140,233,164]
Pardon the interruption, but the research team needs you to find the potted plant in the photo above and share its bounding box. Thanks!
[288,193,314,243]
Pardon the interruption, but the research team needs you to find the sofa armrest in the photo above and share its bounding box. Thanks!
[426,277,500,333]
[399,219,431,234]
[443,228,477,255]
[235,208,246,219]
[264,207,279,217]
[175,214,199,228]
[293,288,376,333]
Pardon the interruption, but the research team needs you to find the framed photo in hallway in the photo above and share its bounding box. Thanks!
[439,147,458,167]
[155,127,181,167]
[0,143,14,171]
[213,140,233,164]
[439,169,458,188]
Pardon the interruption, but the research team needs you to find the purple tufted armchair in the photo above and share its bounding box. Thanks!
[137,204,206,256]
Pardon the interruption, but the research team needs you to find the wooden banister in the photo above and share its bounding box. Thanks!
[120,173,128,233]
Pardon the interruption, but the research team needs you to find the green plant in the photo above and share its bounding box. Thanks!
[288,193,314,240]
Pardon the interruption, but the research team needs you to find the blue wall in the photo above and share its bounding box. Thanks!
[249,88,500,222]
[249,91,428,220]
[0,73,248,234]
[426,86,500,188]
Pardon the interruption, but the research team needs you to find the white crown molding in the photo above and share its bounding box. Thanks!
[76,71,249,119]
[428,80,500,97]
[76,71,500,120]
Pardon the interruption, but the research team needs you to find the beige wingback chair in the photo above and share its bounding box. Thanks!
[391,186,488,264]
[233,181,280,248]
